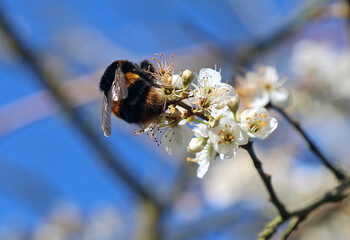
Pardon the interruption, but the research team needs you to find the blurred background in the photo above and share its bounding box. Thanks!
[1,0,350,239]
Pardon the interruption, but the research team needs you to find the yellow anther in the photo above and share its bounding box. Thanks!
[229,125,231,128]
[226,140,230,144]
[225,124,227,127]
[254,113,258,117]
[186,157,191,162]
[222,135,225,139]
[228,135,233,139]
[218,141,222,144]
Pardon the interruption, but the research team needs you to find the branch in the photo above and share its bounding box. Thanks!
[269,104,346,181]
[242,141,290,219]
[176,101,209,121]
[259,178,350,240]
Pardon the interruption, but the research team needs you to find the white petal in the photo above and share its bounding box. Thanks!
[198,68,222,86]
[181,125,194,145]
[193,124,209,138]
[249,91,269,108]
[172,75,183,88]
[270,88,291,108]
[264,66,279,83]
[197,160,210,178]
[220,148,236,160]
[256,117,278,140]
[237,129,249,145]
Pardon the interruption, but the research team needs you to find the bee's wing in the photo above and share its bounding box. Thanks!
[111,66,128,101]
[101,94,112,137]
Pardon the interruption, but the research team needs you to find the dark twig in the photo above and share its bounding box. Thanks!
[176,101,209,121]
[258,178,350,240]
[269,104,346,181]
[280,217,304,240]
[242,141,290,219]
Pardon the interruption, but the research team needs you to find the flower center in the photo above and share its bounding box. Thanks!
[217,126,235,144]
[246,112,268,133]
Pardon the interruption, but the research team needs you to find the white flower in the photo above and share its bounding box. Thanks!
[163,123,193,155]
[198,68,222,86]
[193,68,237,117]
[236,66,290,108]
[240,107,278,140]
[208,117,248,160]
[172,74,184,88]
[188,124,209,153]
[188,140,217,178]
[135,107,193,155]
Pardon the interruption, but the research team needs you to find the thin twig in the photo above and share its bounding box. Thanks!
[176,101,209,121]
[258,178,350,240]
[269,104,346,181]
[242,141,290,219]
[280,216,304,240]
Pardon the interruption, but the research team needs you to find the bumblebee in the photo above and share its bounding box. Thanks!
[99,60,166,137]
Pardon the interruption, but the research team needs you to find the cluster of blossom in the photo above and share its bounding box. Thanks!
[135,55,291,178]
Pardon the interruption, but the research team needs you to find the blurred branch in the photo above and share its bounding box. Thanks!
[259,178,350,240]
[242,139,350,239]
[269,104,347,181]
[242,141,289,219]
[0,72,101,138]
[181,0,330,68]
[0,0,164,216]
[0,157,61,215]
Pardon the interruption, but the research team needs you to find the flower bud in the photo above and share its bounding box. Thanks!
[182,69,195,86]
[227,95,240,113]
[188,138,207,153]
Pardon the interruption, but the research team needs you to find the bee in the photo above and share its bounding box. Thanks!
[99,60,166,137]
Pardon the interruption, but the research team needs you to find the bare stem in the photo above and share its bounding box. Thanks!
[242,141,290,219]
[269,104,346,181]
[176,101,209,121]
[259,178,350,240]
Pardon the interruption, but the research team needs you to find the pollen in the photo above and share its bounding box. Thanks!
[220,129,226,133]
[221,135,225,139]
[226,140,230,144]
[186,157,191,162]
[218,141,222,145]
[254,112,258,117]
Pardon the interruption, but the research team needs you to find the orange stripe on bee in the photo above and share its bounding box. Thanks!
[124,72,140,87]
[111,101,121,118]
